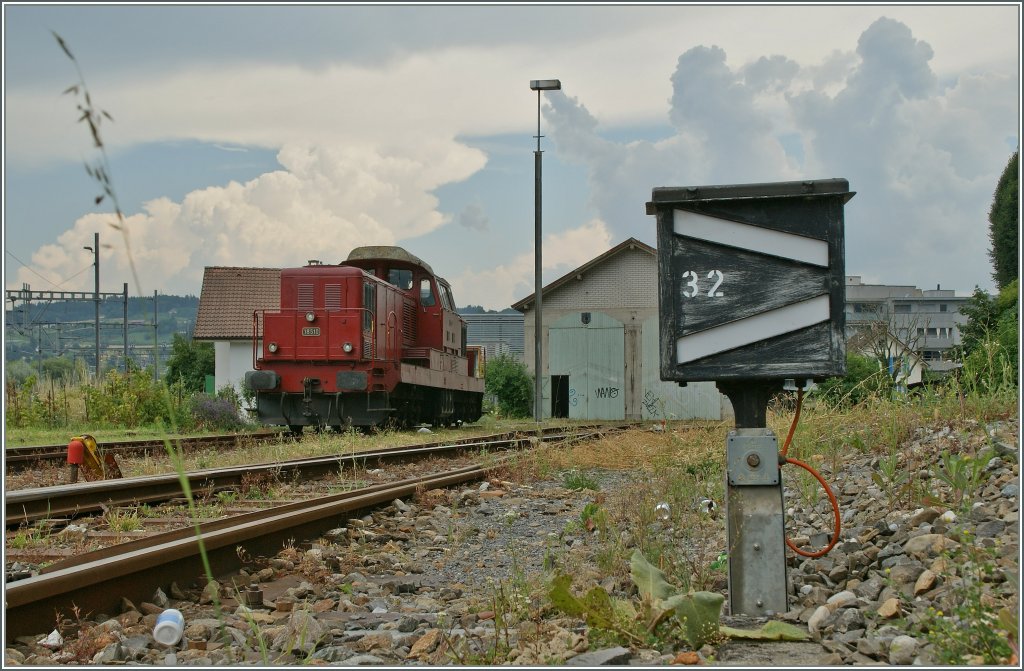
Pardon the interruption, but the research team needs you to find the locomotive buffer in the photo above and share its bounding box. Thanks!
[647,179,854,616]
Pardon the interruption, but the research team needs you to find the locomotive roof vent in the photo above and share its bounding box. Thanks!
[307,259,323,266]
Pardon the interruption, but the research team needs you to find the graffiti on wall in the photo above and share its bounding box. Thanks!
[642,390,661,417]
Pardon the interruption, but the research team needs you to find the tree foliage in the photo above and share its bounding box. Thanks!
[812,352,890,407]
[988,150,1018,290]
[956,280,1018,390]
[484,354,534,418]
[164,333,214,392]
[41,357,77,382]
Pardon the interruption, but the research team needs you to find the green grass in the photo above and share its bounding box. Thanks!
[561,468,600,491]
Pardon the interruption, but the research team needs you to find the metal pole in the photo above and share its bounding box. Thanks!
[122,283,128,373]
[718,381,788,616]
[533,90,543,423]
[93,232,100,379]
[153,290,159,381]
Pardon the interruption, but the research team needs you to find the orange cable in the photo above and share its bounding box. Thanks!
[779,386,841,558]
[780,387,803,458]
[783,456,842,558]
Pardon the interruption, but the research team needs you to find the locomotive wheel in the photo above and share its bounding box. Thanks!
[288,424,304,437]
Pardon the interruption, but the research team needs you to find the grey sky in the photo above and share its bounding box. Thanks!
[3,3,1019,309]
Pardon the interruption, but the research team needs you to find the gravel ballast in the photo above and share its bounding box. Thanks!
[5,418,1019,666]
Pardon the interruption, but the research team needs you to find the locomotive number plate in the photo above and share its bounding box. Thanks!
[301,327,321,336]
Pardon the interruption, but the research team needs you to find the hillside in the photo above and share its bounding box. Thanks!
[4,294,200,370]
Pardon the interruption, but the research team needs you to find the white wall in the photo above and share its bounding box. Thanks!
[214,340,258,396]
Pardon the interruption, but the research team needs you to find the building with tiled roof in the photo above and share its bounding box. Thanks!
[194,267,280,395]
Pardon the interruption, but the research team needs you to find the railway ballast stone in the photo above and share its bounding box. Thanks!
[4,419,1018,666]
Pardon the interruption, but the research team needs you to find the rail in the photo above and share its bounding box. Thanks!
[4,431,285,472]
[4,463,494,639]
[4,423,629,639]
[6,426,624,525]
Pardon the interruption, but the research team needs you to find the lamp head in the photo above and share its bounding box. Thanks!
[530,79,561,91]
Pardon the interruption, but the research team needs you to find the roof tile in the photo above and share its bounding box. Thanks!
[194,267,280,340]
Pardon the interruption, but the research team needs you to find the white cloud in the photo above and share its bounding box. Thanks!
[14,141,486,295]
[450,219,614,309]
[5,7,1018,306]
[542,16,1017,296]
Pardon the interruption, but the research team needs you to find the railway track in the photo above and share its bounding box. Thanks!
[3,430,287,471]
[4,425,623,640]
[4,425,619,526]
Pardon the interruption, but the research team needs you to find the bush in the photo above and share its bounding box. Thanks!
[957,280,1018,395]
[82,369,188,428]
[812,352,890,407]
[5,376,47,429]
[190,393,247,431]
[164,334,214,393]
[484,354,534,418]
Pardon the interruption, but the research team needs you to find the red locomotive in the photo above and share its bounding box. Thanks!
[245,246,485,433]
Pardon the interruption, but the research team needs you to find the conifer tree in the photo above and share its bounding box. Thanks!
[988,150,1019,290]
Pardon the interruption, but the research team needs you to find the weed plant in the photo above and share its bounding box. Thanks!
[916,531,1017,665]
[518,353,1016,661]
[103,507,143,533]
[561,468,599,491]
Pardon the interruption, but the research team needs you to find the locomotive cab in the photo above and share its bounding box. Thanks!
[343,246,466,359]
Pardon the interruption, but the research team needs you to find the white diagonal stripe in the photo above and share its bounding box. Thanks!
[673,209,829,267]
[676,295,830,364]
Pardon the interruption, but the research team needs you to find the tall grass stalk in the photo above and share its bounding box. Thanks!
[52,31,235,650]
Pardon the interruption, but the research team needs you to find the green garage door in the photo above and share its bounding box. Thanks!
[549,312,624,420]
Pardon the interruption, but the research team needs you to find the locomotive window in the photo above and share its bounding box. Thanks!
[438,283,453,310]
[388,268,414,291]
[420,278,436,307]
[363,282,375,330]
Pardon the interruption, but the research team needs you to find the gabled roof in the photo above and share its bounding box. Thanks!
[511,237,656,311]
[194,267,280,340]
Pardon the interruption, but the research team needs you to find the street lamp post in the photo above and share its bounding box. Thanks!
[530,79,560,424]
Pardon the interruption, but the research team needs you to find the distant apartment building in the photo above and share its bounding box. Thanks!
[460,312,525,362]
[844,276,971,376]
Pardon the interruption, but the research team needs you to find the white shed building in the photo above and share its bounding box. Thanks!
[512,238,728,421]
[193,267,280,396]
